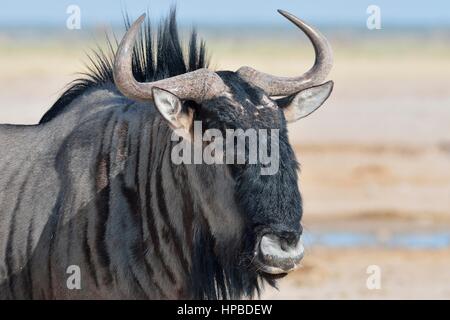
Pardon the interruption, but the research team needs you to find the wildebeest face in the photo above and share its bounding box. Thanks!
[113,10,334,280]
[151,72,333,277]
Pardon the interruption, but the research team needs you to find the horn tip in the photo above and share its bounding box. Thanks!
[277,9,291,18]
[277,9,302,25]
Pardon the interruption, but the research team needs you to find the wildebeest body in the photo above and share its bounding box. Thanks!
[0,9,334,299]
[0,85,246,299]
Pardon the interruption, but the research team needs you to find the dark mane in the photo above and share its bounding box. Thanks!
[39,9,208,124]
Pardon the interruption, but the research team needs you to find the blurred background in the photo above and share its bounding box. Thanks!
[0,0,449,299]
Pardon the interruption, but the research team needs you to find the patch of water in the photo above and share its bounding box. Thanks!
[304,231,450,249]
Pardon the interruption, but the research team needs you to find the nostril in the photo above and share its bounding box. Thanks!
[259,234,304,259]
[280,238,292,252]
[258,233,304,273]
[279,231,301,249]
[280,237,298,251]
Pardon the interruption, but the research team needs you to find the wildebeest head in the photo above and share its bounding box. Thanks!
[113,10,333,282]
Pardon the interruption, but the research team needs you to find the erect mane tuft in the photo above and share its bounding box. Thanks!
[40,8,208,123]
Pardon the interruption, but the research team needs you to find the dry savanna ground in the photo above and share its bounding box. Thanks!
[1,28,449,299]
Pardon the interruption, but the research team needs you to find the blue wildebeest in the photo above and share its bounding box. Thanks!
[0,9,333,299]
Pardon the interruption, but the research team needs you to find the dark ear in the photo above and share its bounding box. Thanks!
[277,81,333,123]
[152,87,194,136]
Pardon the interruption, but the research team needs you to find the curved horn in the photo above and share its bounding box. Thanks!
[237,10,333,96]
[113,14,226,102]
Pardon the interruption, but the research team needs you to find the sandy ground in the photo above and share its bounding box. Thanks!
[262,247,450,300]
[258,213,450,299]
[0,31,449,299]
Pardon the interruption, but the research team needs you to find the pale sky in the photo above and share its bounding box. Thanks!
[0,0,449,27]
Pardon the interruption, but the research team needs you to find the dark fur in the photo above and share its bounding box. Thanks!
[0,9,302,300]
